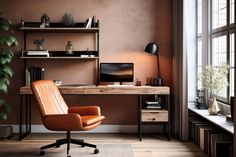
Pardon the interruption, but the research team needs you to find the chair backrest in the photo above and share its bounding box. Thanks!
[31,80,68,117]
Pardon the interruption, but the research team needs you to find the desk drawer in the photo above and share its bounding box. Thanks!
[142,110,168,122]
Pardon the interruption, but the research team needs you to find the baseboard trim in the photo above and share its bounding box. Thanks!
[7,125,164,133]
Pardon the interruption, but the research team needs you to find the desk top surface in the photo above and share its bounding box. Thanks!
[20,85,170,95]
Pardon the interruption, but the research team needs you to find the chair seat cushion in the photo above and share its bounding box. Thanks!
[81,115,105,126]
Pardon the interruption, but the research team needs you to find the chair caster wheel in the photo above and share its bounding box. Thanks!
[67,155,71,157]
[94,148,99,154]
[40,150,45,156]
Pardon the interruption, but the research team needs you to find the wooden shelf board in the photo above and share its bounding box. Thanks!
[20,56,99,59]
[20,27,99,33]
[142,109,168,113]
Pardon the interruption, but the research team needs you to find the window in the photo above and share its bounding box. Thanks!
[196,0,235,104]
[197,39,202,88]
[197,0,203,89]
[211,0,234,102]
[212,0,227,29]
[212,35,228,98]
[230,0,235,24]
[230,33,234,97]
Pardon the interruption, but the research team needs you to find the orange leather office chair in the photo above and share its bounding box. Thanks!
[31,80,105,157]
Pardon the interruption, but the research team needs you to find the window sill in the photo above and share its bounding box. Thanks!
[188,103,234,134]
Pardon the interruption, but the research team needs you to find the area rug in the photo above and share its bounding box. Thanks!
[0,143,133,157]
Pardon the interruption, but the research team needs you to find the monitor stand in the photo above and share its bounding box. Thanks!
[107,82,134,87]
[113,82,122,85]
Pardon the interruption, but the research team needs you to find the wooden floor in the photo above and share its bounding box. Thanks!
[0,133,207,157]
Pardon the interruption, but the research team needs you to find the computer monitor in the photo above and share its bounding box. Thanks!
[100,63,134,84]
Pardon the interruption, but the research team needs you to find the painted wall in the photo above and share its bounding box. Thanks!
[0,0,173,125]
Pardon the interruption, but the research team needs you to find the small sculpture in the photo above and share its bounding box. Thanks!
[62,13,74,26]
[33,39,45,50]
[208,97,220,115]
[41,13,50,28]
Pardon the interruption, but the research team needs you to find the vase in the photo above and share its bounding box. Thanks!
[66,41,73,55]
[0,126,13,139]
[208,97,220,115]
[36,45,43,50]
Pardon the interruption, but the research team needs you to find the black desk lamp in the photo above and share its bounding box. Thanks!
[144,42,163,86]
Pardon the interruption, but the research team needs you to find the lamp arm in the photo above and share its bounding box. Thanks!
[157,53,161,78]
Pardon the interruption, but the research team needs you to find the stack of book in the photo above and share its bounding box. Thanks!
[146,101,161,109]
[26,50,49,57]
[188,117,233,157]
[85,16,97,28]
[25,66,45,86]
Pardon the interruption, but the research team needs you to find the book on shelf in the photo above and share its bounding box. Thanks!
[85,18,92,28]
[25,66,45,86]
[195,123,209,145]
[26,50,49,57]
[81,54,90,57]
[146,101,161,109]
[91,16,96,27]
[146,101,159,105]
[199,125,213,151]
[85,16,96,28]
[210,134,233,157]
[146,106,161,109]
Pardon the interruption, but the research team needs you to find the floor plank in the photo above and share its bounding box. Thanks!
[0,133,207,157]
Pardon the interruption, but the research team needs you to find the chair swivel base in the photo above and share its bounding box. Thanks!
[39,131,99,156]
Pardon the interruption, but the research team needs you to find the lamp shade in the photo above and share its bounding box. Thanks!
[144,42,163,86]
[144,42,159,55]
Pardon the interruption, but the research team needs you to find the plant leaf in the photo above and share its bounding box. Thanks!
[0,17,11,31]
[5,35,16,47]
[0,34,6,44]
[0,48,14,57]
[0,83,8,93]
[0,112,7,120]
[1,65,13,77]
[0,55,11,64]
[0,24,9,31]
[0,78,10,86]
[0,98,5,106]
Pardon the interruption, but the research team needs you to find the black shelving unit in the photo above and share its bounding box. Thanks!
[20,21,100,85]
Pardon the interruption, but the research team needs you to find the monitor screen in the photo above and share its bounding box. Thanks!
[100,63,134,83]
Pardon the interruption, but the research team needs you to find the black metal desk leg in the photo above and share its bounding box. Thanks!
[19,95,23,141]
[29,95,32,133]
[19,94,32,141]
[167,95,171,141]
[25,95,28,134]
[138,95,142,141]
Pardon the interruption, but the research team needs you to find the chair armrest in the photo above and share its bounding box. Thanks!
[43,114,84,131]
[68,106,101,116]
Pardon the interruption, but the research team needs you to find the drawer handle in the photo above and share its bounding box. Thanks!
[152,118,156,121]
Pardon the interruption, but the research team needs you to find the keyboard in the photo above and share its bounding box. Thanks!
[63,84,94,87]
[107,84,134,87]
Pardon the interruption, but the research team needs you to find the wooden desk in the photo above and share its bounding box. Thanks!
[20,85,170,95]
[19,85,170,141]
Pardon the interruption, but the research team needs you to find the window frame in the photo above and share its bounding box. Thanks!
[196,0,235,105]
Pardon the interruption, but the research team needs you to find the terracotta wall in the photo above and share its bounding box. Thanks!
[0,0,173,125]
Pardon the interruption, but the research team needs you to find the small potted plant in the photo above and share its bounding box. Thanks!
[198,64,229,115]
[33,39,45,50]
[0,12,18,139]
[62,13,74,27]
